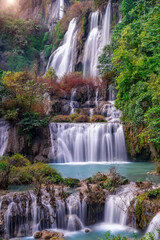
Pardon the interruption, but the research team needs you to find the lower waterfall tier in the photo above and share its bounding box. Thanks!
[49,123,127,163]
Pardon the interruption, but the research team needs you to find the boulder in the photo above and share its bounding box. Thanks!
[34,231,42,239]
[41,230,64,239]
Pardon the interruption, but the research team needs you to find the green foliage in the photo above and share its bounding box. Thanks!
[98,231,157,240]
[0,12,48,71]
[55,21,64,47]
[19,112,48,139]
[2,154,31,167]
[30,163,63,183]
[99,1,160,156]
[64,178,80,187]
[0,155,64,187]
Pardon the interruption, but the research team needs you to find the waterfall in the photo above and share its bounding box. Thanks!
[82,0,112,77]
[0,119,10,157]
[1,191,87,238]
[46,18,78,78]
[104,186,134,226]
[101,0,111,48]
[70,89,77,115]
[49,122,127,163]
[66,194,84,231]
[59,0,64,19]
[47,0,65,30]
[147,212,160,239]
[83,11,101,77]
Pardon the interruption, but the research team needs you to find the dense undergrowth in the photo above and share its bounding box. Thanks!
[0,12,52,71]
[99,0,160,159]
[0,153,81,190]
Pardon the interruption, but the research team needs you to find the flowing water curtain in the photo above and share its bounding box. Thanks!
[83,11,101,77]
[49,123,127,163]
[0,119,10,157]
[146,212,160,240]
[83,0,112,77]
[2,190,87,238]
[46,18,78,79]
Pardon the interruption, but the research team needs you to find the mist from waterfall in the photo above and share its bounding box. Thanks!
[46,18,78,78]
[0,119,9,157]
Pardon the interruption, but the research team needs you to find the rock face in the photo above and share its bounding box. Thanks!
[5,124,51,163]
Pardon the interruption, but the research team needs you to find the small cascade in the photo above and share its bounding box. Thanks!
[59,0,64,19]
[101,0,111,48]
[70,89,78,114]
[104,186,134,225]
[66,194,84,231]
[0,119,10,157]
[95,88,99,107]
[46,18,78,78]
[1,190,87,238]
[147,212,160,240]
[49,122,127,163]
[83,11,101,77]
[90,109,94,119]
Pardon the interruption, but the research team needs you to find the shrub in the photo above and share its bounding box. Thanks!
[70,113,79,121]
[74,114,89,123]
[3,154,31,167]
[30,163,63,183]
[90,115,107,123]
[64,178,80,188]
[59,73,97,93]
[52,115,71,123]
[9,166,33,185]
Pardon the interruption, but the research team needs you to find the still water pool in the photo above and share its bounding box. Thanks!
[49,161,160,184]
[18,224,141,240]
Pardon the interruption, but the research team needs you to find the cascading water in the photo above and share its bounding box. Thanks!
[49,122,127,163]
[82,0,112,77]
[46,18,78,78]
[104,186,134,226]
[47,0,65,30]
[59,0,64,19]
[70,89,78,114]
[83,11,101,77]
[66,194,84,231]
[1,191,87,238]
[147,212,160,240]
[0,119,10,157]
[101,0,111,48]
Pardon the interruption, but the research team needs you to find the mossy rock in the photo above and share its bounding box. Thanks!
[64,178,80,188]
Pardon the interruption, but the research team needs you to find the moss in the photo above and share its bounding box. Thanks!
[52,115,71,123]
[90,115,107,123]
[64,178,80,188]
[2,154,31,167]
[74,115,89,123]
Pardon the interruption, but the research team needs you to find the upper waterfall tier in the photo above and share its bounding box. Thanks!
[49,122,127,163]
[0,119,9,157]
[83,11,101,77]
[46,18,78,78]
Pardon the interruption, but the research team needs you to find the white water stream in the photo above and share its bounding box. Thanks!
[46,18,78,78]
